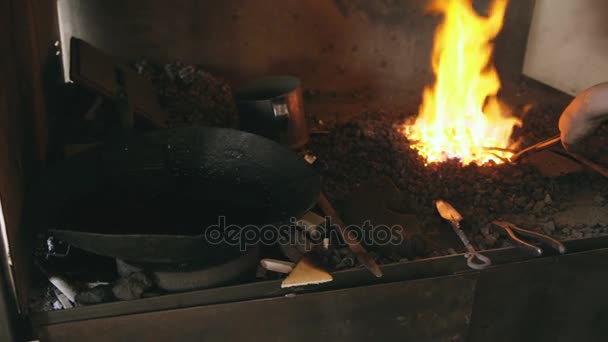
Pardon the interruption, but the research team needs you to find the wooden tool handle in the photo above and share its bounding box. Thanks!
[318,193,383,278]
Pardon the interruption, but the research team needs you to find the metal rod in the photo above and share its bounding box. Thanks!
[507,134,608,178]
[509,135,561,162]
[566,151,608,178]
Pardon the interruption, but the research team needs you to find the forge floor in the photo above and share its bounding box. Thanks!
[306,76,608,260]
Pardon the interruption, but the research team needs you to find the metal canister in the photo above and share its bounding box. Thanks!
[235,76,309,149]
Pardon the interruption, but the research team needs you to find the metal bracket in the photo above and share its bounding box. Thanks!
[271,96,290,118]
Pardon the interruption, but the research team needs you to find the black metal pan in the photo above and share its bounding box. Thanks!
[35,127,320,263]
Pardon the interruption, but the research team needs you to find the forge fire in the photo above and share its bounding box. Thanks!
[404,0,521,166]
[6,0,608,340]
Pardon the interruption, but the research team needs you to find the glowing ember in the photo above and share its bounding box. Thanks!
[403,0,521,166]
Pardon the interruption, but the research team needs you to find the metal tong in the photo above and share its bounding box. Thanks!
[501,134,608,178]
[491,221,566,257]
[435,200,492,270]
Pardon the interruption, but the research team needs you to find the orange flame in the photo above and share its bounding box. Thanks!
[404,0,521,166]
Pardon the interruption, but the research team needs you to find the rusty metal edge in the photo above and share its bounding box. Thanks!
[29,235,608,328]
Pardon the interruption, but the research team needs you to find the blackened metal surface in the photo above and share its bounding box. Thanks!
[35,274,477,342]
[36,127,320,262]
[468,248,608,342]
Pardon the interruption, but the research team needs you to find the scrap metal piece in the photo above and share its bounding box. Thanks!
[53,288,73,309]
[281,256,333,288]
[435,200,491,270]
[260,259,295,274]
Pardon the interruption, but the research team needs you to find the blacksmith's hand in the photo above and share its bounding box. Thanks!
[559,82,608,151]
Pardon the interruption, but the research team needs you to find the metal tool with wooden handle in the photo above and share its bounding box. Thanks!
[435,200,491,270]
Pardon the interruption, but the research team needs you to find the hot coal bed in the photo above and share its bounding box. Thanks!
[29,58,608,313]
[305,79,608,259]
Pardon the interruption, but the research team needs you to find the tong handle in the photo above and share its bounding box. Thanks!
[509,226,566,254]
[466,252,492,270]
[449,221,492,270]
[492,221,566,256]
[502,226,543,256]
